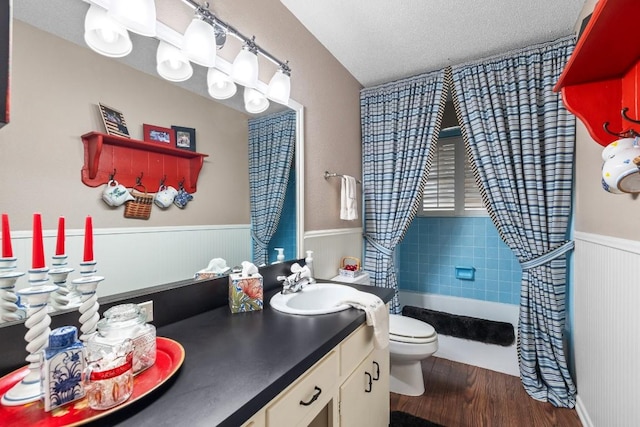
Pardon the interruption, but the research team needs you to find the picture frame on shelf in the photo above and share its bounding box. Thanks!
[172,125,196,151]
[143,124,175,145]
[99,103,130,138]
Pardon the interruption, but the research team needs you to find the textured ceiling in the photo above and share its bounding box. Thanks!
[14,0,587,99]
[280,0,586,87]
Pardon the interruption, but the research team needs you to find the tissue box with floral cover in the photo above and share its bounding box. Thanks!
[229,273,263,313]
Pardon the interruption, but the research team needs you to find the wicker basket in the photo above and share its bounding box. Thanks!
[124,189,153,220]
[339,256,363,278]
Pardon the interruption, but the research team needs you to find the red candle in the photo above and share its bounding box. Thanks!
[83,216,94,262]
[55,216,65,256]
[1,214,13,258]
[32,213,45,269]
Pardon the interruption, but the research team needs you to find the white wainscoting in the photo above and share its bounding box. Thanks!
[7,225,251,298]
[399,291,520,377]
[573,231,640,427]
[303,228,362,280]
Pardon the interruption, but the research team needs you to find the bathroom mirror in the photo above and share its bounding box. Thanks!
[0,0,304,325]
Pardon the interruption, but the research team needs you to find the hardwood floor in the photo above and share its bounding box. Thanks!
[390,357,582,427]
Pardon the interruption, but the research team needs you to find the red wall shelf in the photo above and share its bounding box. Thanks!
[554,0,640,146]
[81,132,208,193]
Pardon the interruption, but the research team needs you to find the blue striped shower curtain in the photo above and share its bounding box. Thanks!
[248,110,296,265]
[450,36,576,407]
[361,71,447,313]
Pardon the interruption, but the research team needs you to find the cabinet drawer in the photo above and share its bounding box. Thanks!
[266,350,339,426]
[340,324,374,378]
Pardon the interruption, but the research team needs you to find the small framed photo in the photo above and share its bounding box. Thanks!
[99,103,130,138]
[143,124,175,145]
[172,125,196,151]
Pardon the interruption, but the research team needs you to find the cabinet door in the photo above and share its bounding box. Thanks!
[339,347,389,427]
[368,347,389,426]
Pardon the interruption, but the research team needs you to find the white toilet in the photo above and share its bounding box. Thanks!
[330,272,438,395]
[388,313,438,396]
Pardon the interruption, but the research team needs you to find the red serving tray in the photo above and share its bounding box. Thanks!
[0,337,184,426]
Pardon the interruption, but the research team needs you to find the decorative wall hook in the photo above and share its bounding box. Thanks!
[621,107,640,124]
[109,169,116,181]
[136,172,144,186]
[159,175,167,187]
[603,122,640,138]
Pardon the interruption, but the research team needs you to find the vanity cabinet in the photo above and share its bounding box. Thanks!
[241,323,389,427]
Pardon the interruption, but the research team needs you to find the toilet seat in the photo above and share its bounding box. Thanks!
[389,314,437,344]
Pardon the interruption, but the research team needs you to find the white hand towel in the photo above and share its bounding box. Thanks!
[339,290,389,349]
[340,175,358,220]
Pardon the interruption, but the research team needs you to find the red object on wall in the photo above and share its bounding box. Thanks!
[80,132,208,193]
[554,0,640,146]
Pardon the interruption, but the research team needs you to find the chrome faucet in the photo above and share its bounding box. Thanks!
[278,271,310,294]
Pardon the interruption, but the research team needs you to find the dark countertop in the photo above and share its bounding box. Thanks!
[96,283,394,427]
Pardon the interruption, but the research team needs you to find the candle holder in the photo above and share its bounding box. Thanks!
[49,255,78,310]
[72,272,105,341]
[0,257,25,323]
[0,270,25,323]
[27,266,50,286]
[1,283,58,406]
[79,260,97,277]
[0,257,17,272]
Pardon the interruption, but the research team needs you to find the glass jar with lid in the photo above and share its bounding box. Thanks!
[87,303,156,374]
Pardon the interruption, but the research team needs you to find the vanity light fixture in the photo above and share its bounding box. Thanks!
[267,62,291,105]
[207,68,237,100]
[231,37,259,88]
[108,0,157,37]
[84,5,133,58]
[156,41,193,82]
[244,87,270,114]
[182,13,218,68]
[85,0,292,114]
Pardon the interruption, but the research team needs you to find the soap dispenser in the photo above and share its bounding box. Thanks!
[273,248,285,264]
[305,250,316,284]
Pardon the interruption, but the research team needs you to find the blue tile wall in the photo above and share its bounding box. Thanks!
[398,216,521,305]
[268,167,297,263]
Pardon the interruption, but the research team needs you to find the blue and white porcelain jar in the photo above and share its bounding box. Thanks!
[41,326,85,412]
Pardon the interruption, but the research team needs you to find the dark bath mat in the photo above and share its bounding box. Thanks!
[402,306,515,347]
[390,411,445,427]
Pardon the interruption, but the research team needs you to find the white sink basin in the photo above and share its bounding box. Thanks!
[270,283,360,315]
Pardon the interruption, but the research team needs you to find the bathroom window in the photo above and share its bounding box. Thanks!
[420,127,486,216]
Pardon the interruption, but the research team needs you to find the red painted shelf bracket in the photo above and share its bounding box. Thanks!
[81,132,208,193]
[554,0,640,146]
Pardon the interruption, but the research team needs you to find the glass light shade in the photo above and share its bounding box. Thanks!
[84,5,132,58]
[232,47,259,88]
[108,0,157,37]
[267,69,291,105]
[182,17,217,67]
[207,68,237,100]
[156,41,193,82]
[244,87,269,114]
